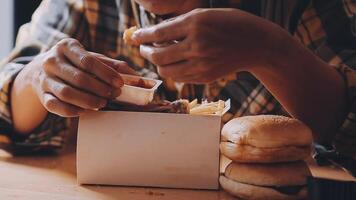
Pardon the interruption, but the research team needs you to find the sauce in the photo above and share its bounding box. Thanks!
[125,78,153,89]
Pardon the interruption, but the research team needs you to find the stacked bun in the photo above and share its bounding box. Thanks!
[220,115,313,200]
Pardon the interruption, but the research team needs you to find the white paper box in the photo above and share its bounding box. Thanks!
[77,111,223,189]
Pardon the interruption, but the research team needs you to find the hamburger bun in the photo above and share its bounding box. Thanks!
[220,115,313,163]
[224,161,311,186]
[220,142,311,163]
[220,176,307,200]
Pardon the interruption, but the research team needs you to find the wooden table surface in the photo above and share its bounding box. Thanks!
[0,141,235,200]
[0,140,354,200]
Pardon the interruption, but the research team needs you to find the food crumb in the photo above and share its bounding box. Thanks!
[146,191,165,196]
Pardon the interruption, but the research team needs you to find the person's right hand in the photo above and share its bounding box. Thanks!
[25,38,136,117]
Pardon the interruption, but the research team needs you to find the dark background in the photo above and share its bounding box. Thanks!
[13,0,42,44]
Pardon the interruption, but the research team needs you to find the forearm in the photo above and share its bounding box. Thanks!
[250,35,347,145]
[11,65,48,134]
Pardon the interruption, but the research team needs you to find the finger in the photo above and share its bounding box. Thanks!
[132,17,188,44]
[170,73,199,83]
[172,69,219,84]
[43,76,107,110]
[140,42,189,66]
[42,93,84,117]
[93,54,138,75]
[157,60,196,79]
[56,39,123,88]
[44,56,120,99]
[173,74,209,84]
[157,61,215,84]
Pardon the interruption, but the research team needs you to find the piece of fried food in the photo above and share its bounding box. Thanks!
[171,99,190,114]
[123,26,139,46]
[189,100,226,115]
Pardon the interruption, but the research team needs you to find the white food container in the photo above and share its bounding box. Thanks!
[77,101,230,190]
[115,74,162,105]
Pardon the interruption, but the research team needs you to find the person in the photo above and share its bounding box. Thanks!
[0,0,355,158]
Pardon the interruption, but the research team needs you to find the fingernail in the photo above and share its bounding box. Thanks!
[131,30,140,40]
[112,77,124,88]
[95,99,107,110]
[131,33,140,46]
[111,89,121,98]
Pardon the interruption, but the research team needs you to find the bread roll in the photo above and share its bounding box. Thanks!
[221,115,313,163]
[224,161,311,186]
[220,176,307,200]
[220,141,311,163]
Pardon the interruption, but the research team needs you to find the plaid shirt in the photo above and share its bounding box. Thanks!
[0,0,355,157]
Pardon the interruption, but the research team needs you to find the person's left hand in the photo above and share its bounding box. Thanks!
[132,8,288,84]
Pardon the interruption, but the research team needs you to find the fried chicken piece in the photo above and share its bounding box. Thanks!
[170,99,190,114]
[123,26,139,46]
[105,99,190,114]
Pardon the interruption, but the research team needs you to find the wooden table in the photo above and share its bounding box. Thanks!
[0,140,235,200]
[0,140,354,200]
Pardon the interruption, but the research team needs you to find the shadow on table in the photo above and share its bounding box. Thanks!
[0,141,77,176]
[82,184,234,200]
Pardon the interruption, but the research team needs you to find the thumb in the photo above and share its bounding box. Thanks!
[90,52,139,76]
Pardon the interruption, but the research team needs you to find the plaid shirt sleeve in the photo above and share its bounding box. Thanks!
[318,0,356,158]
[334,64,356,158]
[329,1,356,158]
[295,0,356,158]
[0,0,89,154]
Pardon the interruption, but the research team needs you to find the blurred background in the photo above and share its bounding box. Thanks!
[0,0,41,58]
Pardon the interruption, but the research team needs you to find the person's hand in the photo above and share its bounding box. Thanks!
[26,38,136,117]
[132,8,287,83]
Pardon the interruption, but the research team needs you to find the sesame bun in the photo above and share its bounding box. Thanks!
[220,115,313,163]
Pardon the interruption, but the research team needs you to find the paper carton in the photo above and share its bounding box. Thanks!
[77,101,230,189]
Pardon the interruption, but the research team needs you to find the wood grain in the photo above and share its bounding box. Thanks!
[0,141,353,200]
[0,145,234,200]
